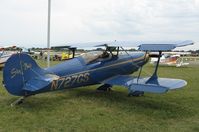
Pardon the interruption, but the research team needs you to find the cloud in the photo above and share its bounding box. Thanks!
[0,0,198,50]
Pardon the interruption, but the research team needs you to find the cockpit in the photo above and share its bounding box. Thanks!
[81,51,111,64]
[80,45,121,64]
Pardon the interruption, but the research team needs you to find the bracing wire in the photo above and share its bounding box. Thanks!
[120,47,152,79]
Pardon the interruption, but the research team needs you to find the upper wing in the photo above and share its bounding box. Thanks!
[138,40,194,51]
[65,40,194,51]
[102,75,187,93]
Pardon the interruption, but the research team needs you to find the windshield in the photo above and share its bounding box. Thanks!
[81,51,111,64]
[81,51,103,64]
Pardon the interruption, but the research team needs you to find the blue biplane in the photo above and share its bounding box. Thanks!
[2,40,194,106]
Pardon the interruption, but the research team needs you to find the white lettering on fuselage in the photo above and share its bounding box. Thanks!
[51,72,90,90]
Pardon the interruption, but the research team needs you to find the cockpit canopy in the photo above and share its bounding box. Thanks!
[80,45,122,64]
[81,51,110,64]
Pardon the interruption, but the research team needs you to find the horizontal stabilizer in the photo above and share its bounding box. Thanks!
[23,74,59,91]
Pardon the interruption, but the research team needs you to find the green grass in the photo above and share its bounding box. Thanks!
[0,60,199,132]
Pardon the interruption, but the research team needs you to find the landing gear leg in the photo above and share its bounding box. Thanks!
[96,84,112,92]
[11,96,27,107]
[128,91,144,97]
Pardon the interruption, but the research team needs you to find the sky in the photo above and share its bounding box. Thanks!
[0,0,199,50]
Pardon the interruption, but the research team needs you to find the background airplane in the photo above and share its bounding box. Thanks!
[150,53,189,67]
[0,46,34,69]
[0,46,17,69]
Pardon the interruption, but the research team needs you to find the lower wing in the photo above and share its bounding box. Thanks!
[102,75,187,94]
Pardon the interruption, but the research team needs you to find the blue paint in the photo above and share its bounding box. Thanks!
[3,52,147,96]
[3,40,192,97]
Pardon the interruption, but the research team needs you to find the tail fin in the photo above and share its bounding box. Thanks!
[3,53,58,96]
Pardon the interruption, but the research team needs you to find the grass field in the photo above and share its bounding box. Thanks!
[0,60,199,132]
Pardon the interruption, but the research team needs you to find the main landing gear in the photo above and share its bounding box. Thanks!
[128,91,144,97]
[96,84,144,97]
[96,84,112,92]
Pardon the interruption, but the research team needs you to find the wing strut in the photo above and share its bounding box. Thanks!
[146,51,162,84]
[137,51,148,83]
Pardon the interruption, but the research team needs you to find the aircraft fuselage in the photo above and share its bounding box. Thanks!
[39,52,148,94]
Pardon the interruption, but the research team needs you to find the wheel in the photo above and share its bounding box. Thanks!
[97,84,112,92]
[128,91,144,97]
